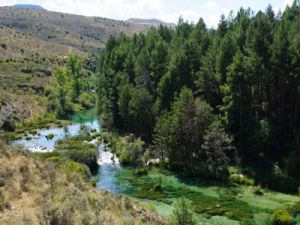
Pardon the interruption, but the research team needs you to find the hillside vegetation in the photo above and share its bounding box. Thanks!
[0,7,149,53]
[0,6,150,130]
[0,142,163,225]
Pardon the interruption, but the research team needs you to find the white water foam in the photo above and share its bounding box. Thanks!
[97,143,120,166]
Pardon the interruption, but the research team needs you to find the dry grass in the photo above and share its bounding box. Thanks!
[0,142,164,225]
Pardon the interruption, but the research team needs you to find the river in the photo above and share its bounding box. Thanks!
[9,113,300,225]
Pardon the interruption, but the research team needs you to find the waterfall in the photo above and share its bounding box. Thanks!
[97,143,120,166]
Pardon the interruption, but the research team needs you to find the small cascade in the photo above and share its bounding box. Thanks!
[97,143,120,166]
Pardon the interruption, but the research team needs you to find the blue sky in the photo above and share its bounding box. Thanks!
[0,0,294,27]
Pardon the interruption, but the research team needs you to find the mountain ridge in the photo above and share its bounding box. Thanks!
[127,18,176,27]
[13,4,46,10]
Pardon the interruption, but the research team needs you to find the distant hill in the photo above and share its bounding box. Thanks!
[0,7,150,55]
[127,18,176,27]
[13,4,45,10]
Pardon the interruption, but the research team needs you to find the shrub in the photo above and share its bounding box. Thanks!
[61,161,91,178]
[229,174,255,186]
[115,136,145,166]
[152,183,163,192]
[2,119,16,132]
[170,198,196,225]
[78,92,95,109]
[56,137,98,172]
[252,185,264,195]
[0,43,7,49]
[135,167,148,176]
[271,209,293,225]
[46,156,66,164]
[46,133,54,140]
[90,179,97,187]
[151,177,163,192]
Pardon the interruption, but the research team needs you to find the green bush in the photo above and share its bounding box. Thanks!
[271,209,293,225]
[252,185,264,195]
[61,161,91,178]
[170,198,196,225]
[56,137,98,172]
[78,92,96,109]
[229,174,255,186]
[46,156,66,164]
[90,179,97,187]
[135,167,148,176]
[46,133,54,140]
[61,148,98,172]
[114,135,145,166]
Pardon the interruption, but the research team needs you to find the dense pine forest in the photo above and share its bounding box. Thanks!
[97,1,300,191]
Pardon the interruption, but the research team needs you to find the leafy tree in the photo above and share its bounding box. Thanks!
[48,68,75,118]
[67,53,83,101]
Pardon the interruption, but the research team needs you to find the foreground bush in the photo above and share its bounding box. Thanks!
[170,198,196,225]
[271,209,293,225]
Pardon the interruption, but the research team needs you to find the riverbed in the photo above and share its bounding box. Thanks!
[9,113,300,225]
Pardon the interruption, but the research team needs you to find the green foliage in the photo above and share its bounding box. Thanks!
[61,160,91,178]
[67,53,83,100]
[135,167,148,176]
[46,133,54,140]
[170,198,196,225]
[229,174,255,186]
[77,92,96,109]
[47,54,95,118]
[89,178,97,187]
[271,209,293,225]
[56,137,98,172]
[114,135,145,166]
[252,185,264,195]
[96,1,300,188]
[47,67,76,118]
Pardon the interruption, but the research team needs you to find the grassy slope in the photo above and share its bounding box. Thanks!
[0,7,149,54]
[0,142,163,225]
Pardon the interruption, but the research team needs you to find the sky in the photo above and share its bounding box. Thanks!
[0,0,295,27]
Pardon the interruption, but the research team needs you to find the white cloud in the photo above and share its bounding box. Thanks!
[204,0,217,9]
[0,0,296,28]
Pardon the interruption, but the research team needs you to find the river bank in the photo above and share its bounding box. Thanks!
[4,110,300,225]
